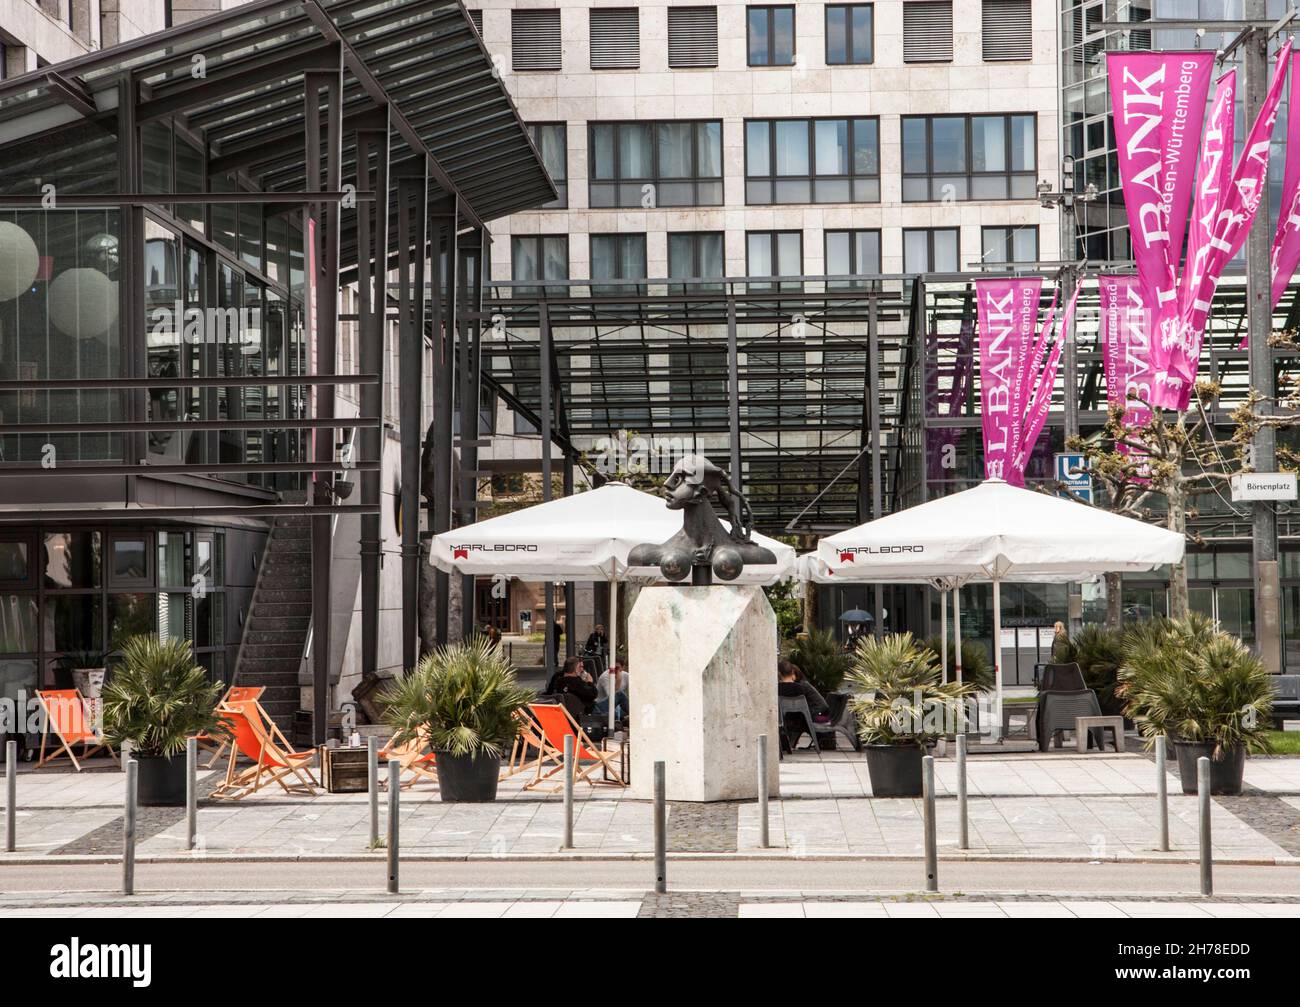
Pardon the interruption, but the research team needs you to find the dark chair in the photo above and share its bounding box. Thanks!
[779,695,822,751]
[1035,663,1104,751]
[1271,674,1300,727]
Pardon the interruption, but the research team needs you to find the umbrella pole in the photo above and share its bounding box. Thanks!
[609,575,619,737]
[939,588,948,685]
[953,586,963,687]
[992,576,1003,742]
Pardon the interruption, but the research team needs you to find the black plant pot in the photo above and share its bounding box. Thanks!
[137,753,187,807]
[864,744,924,797]
[1173,740,1246,796]
[436,750,501,802]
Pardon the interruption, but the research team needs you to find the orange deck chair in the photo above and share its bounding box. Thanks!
[506,707,560,780]
[35,689,118,771]
[194,685,265,768]
[522,703,626,792]
[378,728,438,789]
[209,700,319,800]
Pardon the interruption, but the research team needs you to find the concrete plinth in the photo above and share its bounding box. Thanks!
[628,584,779,802]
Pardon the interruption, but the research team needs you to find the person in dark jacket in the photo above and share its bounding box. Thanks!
[585,623,609,656]
[778,659,829,748]
[546,655,597,715]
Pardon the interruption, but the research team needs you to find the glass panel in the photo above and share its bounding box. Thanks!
[982,228,1006,263]
[43,596,102,653]
[827,7,847,63]
[748,7,769,63]
[776,232,801,275]
[774,120,809,175]
[932,117,967,172]
[158,593,190,642]
[111,538,147,581]
[746,121,771,175]
[855,230,881,272]
[0,659,36,705]
[748,233,773,275]
[542,237,568,281]
[698,233,724,278]
[851,5,873,62]
[814,119,849,175]
[853,118,878,174]
[537,124,566,180]
[512,237,539,282]
[814,179,851,201]
[657,122,694,178]
[620,235,647,280]
[933,229,959,271]
[826,231,850,274]
[619,124,653,178]
[1010,114,1036,171]
[592,124,616,179]
[697,121,722,176]
[902,117,928,173]
[0,542,28,582]
[668,234,694,279]
[773,179,811,201]
[0,595,37,653]
[43,532,101,589]
[109,594,154,651]
[971,116,1006,172]
[1012,227,1038,263]
[903,230,929,272]
[772,7,795,63]
[157,531,188,589]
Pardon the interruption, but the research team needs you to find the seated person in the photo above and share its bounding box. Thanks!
[594,662,629,722]
[778,659,830,747]
[545,656,598,717]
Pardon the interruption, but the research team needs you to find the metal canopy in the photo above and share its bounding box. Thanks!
[0,0,554,224]
[471,276,916,534]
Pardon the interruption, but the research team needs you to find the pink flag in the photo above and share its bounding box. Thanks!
[1011,282,1083,481]
[976,277,1042,484]
[1107,52,1216,409]
[1100,275,1155,432]
[1174,39,1291,398]
[1272,51,1300,310]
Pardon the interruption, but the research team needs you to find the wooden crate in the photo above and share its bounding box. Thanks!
[320,745,370,793]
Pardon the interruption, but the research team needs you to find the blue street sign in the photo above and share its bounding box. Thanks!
[1055,452,1093,503]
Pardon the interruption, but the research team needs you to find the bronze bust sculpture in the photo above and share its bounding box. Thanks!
[629,455,776,585]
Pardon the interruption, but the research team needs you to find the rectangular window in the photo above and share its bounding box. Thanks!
[825,229,881,288]
[746,230,802,290]
[528,122,567,208]
[903,227,960,273]
[668,232,725,290]
[748,6,795,66]
[468,9,483,35]
[590,234,647,294]
[512,235,569,296]
[980,225,1039,265]
[745,117,879,204]
[589,120,723,208]
[983,0,1032,61]
[826,4,874,64]
[590,8,640,70]
[902,114,1036,201]
[903,1,954,63]
[668,7,719,67]
[512,9,562,71]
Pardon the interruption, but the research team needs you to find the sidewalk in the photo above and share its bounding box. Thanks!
[4,752,1299,864]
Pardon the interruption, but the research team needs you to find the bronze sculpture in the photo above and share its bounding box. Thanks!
[629,455,776,585]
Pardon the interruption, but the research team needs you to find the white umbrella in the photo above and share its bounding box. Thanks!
[813,479,1185,734]
[430,483,797,733]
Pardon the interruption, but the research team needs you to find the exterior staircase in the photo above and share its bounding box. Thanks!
[233,511,311,731]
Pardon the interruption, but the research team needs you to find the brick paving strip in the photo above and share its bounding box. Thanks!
[666,802,739,853]
[50,776,223,856]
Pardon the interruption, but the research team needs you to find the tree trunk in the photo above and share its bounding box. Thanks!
[417,535,437,657]
[1105,570,1123,630]
[1167,486,1189,619]
[802,580,818,634]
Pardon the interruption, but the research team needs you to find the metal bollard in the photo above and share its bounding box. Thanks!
[922,755,938,893]
[1155,736,1169,852]
[1198,756,1212,897]
[562,735,575,849]
[122,759,138,896]
[757,734,770,849]
[5,740,16,853]
[653,761,667,894]
[387,758,400,894]
[185,737,197,851]
[956,734,968,851]
[367,736,379,848]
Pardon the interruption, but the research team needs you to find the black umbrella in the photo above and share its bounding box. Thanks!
[839,608,873,623]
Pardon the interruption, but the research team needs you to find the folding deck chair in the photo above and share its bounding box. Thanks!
[506,707,558,780]
[35,689,118,771]
[522,703,626,791]
[209,700,319,799]
[379,729,438,789]
[194,685,265,768]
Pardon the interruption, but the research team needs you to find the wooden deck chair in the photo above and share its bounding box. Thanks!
[194,685,265,768]
[379,729,438,789]
[506,708,561,780]
[35,689,118,771]
[209,700,319,800]
[523,703,626,791]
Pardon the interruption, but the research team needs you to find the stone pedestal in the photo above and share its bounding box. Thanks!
[628,584,779,802]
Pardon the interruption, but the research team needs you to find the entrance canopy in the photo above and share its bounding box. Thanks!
[429,483,796,584]
[816,479,1184,581]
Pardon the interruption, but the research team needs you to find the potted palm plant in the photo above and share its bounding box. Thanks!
[381,638,532,802]
[1119,614,1274,795]
[101,635,227,806]
[787,626,853,695]
[847,633,973,797]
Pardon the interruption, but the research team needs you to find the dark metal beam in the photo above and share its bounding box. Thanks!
[44,70,97,117]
